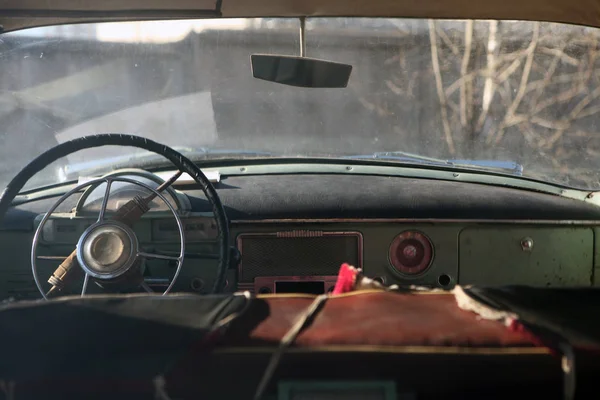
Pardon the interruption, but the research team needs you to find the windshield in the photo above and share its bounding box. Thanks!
[1,18,599,189]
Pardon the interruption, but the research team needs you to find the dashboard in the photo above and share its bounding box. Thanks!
[1,168,600,299]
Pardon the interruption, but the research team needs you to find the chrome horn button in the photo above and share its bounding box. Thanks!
[77,220,139,279]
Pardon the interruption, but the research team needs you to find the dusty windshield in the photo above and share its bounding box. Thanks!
[1,18,600,189]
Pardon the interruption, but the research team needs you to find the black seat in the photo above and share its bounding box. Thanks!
[0,293,250,380]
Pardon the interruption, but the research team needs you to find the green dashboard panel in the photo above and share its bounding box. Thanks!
[231,221,597,289]
[231,222,460,289]
[459,227,594,286]
[0,217,598,300]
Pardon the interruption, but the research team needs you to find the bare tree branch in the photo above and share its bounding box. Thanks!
[436,26,460,56]
[539,47,579,66]
[460,20,473,128]
[526,70,600,93]
[542,85,600,148]
[533,85,582,115]
[529,43,566,112]
[575,103,600,119]
[477,21,499,132]
[493,22,540,144]
[496,57,522,83]
[429,19,455,155]
[374,20,600,188]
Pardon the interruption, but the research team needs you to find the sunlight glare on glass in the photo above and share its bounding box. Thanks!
[96,19,250,43]
[10,19,251,43]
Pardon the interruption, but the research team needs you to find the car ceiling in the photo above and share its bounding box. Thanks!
[0,0,600,33]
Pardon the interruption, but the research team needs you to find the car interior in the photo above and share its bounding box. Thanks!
[1,1,600,399]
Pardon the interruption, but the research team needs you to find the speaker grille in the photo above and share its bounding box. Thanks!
[237,232,362,282]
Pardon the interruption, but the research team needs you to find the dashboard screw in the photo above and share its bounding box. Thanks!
[346,166,353,171]
[453,173,459,177]
[520,237,534,252]
[240,167,247,172]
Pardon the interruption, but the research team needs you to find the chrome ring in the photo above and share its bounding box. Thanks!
[76,220,139,280]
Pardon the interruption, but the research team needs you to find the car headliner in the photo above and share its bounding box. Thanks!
[0,0,599,33]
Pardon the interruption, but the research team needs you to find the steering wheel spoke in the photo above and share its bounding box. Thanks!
[97,178,113,222]
[138,252,181,262]
[81,273,90,296]
[140,281,154,293]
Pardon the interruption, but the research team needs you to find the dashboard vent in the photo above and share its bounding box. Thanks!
[276,230,324,238]
[237,231,362,282]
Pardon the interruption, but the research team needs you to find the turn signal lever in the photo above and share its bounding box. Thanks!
[46,171,183,296]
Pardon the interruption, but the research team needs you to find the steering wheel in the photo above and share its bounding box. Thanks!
[0,134,230,297]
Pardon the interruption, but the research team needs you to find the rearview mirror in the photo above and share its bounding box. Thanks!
[251,54,352,88]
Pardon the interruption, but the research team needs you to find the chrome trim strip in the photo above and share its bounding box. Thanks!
[231,218,600,225]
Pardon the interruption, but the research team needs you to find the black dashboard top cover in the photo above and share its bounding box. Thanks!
[6,174,600,230]
[0,293,250,379]
[187,174,600,220]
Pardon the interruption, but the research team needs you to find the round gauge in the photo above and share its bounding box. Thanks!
[388,231,434,276]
